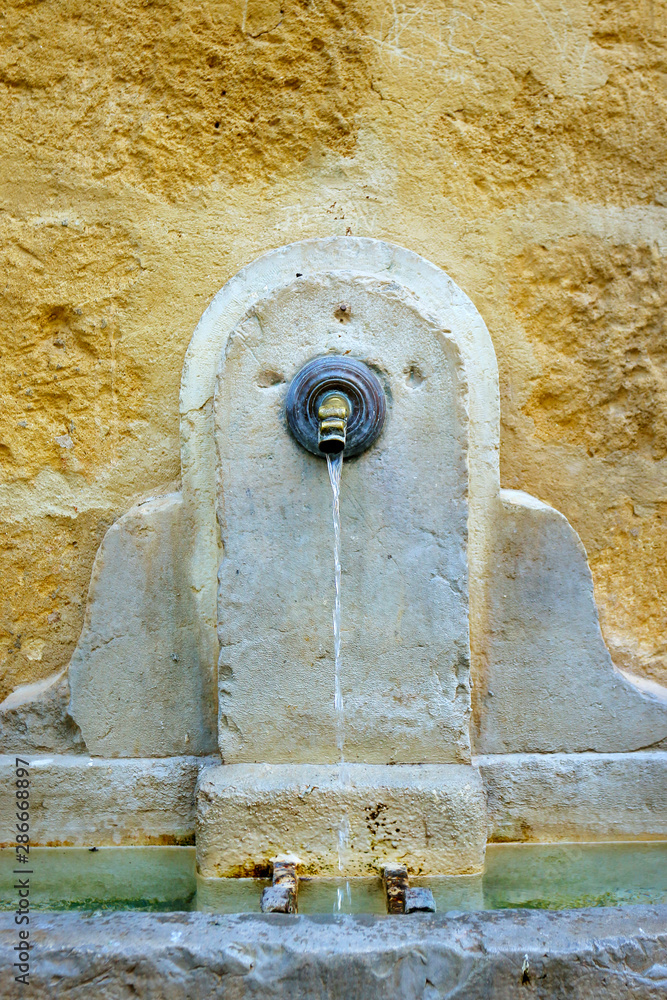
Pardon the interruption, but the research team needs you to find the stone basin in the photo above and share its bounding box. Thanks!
[2,843,667,914]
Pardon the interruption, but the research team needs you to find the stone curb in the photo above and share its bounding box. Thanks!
[1,906,665,999]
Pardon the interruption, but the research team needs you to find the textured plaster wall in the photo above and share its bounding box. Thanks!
[1,0,666,699]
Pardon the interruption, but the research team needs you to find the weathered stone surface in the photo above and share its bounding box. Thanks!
[513,239,667,461]
[0,2,370,200]
[68,493,217,757]
[592,497,667,689]
[196,763,487,876]
[0,754,216,847]
[216,273,471,764]
[475,489,667,753]
[2,907,666,999]
[0,669,85,753]
[478,751,667,843]
[0,218,145,485]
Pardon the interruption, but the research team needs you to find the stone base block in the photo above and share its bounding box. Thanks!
[0,755,218,847]
[477,751,667,843]
[196,763,487,877]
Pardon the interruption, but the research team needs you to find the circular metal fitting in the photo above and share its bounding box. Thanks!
[285,355,387,458]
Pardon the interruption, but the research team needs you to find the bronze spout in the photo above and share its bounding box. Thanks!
[286,355,386,459]
[317,392,351,455]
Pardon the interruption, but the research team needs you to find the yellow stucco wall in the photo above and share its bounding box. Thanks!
[1,0,666,699]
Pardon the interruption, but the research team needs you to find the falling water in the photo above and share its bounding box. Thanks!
[326,452,351,912]
[327,452,344,756]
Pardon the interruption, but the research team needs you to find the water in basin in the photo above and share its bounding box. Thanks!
[2,842,665,914]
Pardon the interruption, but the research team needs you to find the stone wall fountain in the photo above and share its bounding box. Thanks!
[2,235,666,851]
[1,238,666,995]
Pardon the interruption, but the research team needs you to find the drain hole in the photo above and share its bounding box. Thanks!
[405,364,425,387]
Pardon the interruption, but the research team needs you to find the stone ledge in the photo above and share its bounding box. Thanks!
[1,907,665,1000]
[196,763,487,876]
[477,751,667,842]
[4,751,664,850]
[0,755,219,846]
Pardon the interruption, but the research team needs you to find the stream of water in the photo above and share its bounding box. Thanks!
[327,453,344,757]
[326,452,351,912]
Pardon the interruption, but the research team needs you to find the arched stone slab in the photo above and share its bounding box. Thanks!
[181,238,501,754]
[216,274,475,763]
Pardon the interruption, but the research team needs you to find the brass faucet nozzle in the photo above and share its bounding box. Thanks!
[317,392,351,455]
